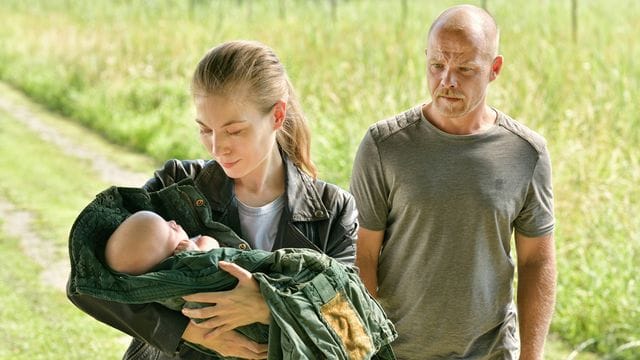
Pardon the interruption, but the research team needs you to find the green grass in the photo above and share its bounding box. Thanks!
[0,107,133,359]
[0,0,639,358]
[0,114,103,251]
[0,81,156,253]
[0,230,127,360]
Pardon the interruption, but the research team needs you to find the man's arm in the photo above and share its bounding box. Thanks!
[355,227,384,298]
[515,231,556,360]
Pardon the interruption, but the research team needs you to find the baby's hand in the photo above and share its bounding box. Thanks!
[195,235,220,251]
[175,239,199,254]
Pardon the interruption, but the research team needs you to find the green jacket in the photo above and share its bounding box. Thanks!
[68,181,396,359]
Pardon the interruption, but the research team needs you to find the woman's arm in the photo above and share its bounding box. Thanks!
[66,159,209,355]
[320,186,359,265]
[66,290,188,354]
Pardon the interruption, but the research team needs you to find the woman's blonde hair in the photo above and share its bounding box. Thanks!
[191,40,317,178]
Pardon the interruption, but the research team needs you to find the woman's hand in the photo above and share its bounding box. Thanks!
[182,320,268,359]
[182,261,272,337]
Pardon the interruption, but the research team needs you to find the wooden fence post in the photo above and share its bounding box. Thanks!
[572,0,578,42]
[330,0,338,21]
[401,0,408,20]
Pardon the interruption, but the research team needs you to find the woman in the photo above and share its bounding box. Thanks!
[67,40,357,359]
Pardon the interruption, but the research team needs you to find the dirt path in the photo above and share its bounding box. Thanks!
[0,87,149,292]
[0,199,69,290]
[0,95,149,186]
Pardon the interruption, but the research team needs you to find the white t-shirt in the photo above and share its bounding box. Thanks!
[237,195,285,251]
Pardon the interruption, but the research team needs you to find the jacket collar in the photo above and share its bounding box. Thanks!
[193,153,329,223]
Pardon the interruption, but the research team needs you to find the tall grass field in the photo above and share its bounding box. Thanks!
[0,0,638,358]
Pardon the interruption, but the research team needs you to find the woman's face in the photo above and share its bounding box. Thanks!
[194,94,282,180]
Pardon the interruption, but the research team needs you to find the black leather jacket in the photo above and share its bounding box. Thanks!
[66,156,357,357]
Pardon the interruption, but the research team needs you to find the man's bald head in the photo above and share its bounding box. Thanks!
[428,5,500,59]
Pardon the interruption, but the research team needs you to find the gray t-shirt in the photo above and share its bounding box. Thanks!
[350,105,554,359]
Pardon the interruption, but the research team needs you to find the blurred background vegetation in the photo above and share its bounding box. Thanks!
[0,0,638,358]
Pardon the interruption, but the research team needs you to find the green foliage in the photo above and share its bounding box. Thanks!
[0,0,639,358]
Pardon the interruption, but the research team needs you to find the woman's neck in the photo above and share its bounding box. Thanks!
[234,147,286,207]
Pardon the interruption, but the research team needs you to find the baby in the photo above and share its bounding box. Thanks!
[105,210,219,275]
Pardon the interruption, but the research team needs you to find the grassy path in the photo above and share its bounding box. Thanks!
[0,82,154,359]
[0,82,599,359]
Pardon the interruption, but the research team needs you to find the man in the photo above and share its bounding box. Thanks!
[350,5,556,359]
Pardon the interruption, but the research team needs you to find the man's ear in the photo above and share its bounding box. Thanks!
[272,100,287,130]
[490,55,504,81]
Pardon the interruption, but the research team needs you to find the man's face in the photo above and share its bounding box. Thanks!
[426,28,498,119]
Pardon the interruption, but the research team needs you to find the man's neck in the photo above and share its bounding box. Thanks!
[423,103,497,135]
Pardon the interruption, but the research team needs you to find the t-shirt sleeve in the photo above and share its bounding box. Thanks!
[514,145,555,237]
[350,129,389,231]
